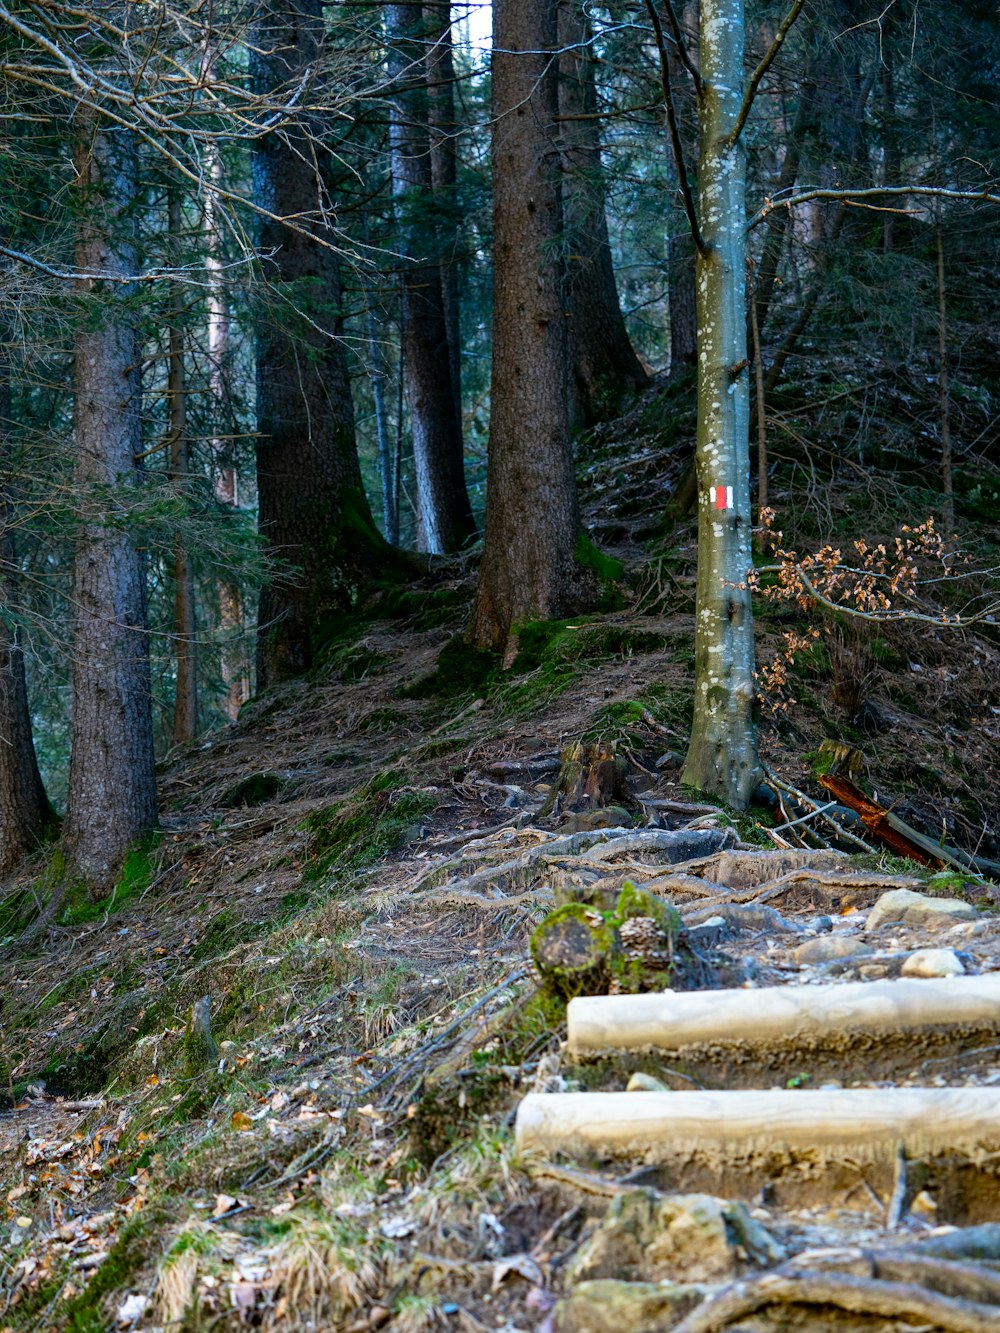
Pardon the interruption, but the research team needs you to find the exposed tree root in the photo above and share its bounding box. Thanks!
[672,1267,1000,1333]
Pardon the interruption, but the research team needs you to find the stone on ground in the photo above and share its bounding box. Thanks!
[902,947,966,978]
[866,888,977,930]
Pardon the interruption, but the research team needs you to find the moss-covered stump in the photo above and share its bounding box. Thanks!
[531,904,622,1000]
[532,884,731,1000]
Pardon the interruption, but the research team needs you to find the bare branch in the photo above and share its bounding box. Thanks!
[749,184,1000,228]
[643,0,705,254]
[729,0,805,145]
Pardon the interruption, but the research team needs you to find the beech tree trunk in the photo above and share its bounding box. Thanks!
[64,111,157,892]
[387,2,475,554]
[680,0,759,807]
[0,351,51,873]
[253,0,388,688]
[559,1,648,424]
[469,0,580,659]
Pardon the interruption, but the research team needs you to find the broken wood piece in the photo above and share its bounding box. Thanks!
[515,1087,1000,1168]
[818,773,1000,876]
[565,975,1000,1057]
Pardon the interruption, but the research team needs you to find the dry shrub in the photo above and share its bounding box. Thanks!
[825,623,879,716]
[266,1213,381,1328]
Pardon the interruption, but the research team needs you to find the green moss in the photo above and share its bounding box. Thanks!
[303,773,435,882]
[63,1211,163,1331]
[530,902,621,1000]
[404,634,500,699]
[616,881,682,936]
[219,772,286,807]
[191,908,265,960]
[574,532,625,584]
[58,835,161,926]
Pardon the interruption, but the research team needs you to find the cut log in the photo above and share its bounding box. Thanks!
[566,975,1000,1057]
[515,1087,1000,1165]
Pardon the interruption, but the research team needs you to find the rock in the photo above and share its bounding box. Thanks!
[554,1280,704,1333]
[793,936,872,965]
[564,1191,782,1287]
[902,948,966,978]
[866,889,977,931]
[807,915,834,934]
[626,1072,670,1093]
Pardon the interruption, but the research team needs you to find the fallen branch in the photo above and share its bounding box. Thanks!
[819,773,1000,877]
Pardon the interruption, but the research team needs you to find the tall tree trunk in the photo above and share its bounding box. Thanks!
[558,0,647,424]
[667,1,699,379]
[469,0,580,660]
[680,0,758,808]
[668,231,698,377]
[64,111,157,892]
[253,0,388,689]
[168,186,198,745]
[204,143,249,720]
[425,1,464,436]
[0,348,52,873]
[936,219,955,536]
[387,2,475,554]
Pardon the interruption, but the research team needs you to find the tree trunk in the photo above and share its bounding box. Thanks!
[253,0,388,689]
[425,0,464,437]
[0,350,52,873]
[668,231,698,377]
[558,0,648,424]
[64,111,157,893]
[469,0,581,659]
[204,142,249,721]
[667,2,699,379]
[936,220,955,536]
[680,0,758,808]
[387,2,475,554]
[168,186,198,745]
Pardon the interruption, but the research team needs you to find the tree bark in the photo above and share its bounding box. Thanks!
[680,0,759,808]
[425,1,464,437]
[387,2,475,554]
[469,0,581,659]
[936,219,955,536]
[204,142,249,721]
[667,2,699,379]
[558,0,648,424]
[0,348,52,873]
[167,186,198,745]
[253,0,388,689]
[64,111,158,893]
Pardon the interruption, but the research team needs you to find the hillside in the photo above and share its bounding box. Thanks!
[1,378,1000,1332]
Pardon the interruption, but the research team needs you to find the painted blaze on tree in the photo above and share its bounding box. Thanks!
[678,0,760,807]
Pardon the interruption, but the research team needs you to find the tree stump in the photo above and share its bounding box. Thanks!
[539,741,633,822]
[531,904,621,1000]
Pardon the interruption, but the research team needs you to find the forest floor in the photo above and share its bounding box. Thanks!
[1,377,1000,1332]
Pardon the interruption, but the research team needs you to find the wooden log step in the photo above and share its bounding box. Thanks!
[515,1088,1000,1166]
[566,975,1000,1057]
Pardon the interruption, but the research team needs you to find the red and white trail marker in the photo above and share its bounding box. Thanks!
[709,485,734,511]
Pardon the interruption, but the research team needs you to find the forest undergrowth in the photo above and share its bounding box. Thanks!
[0,372,999,1332]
